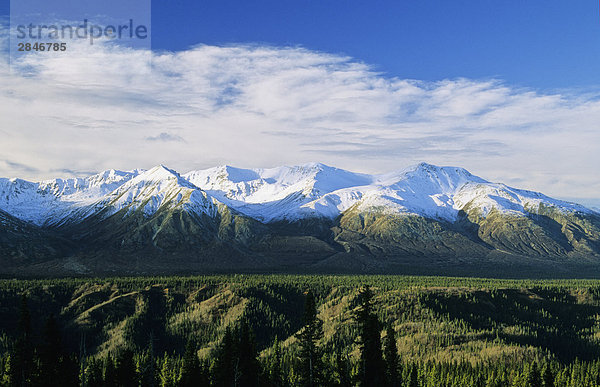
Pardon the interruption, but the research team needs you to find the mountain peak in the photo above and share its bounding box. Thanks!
[96,164,215,219]
[88,168,141,182]
[414,161,438,170]
[136,165,185,182]
[153,164,179,175]
[297,161,329,170]
[407,162,475,178]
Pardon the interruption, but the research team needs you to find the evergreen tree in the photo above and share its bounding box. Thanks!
[212,326,235,387]
[236,319,260,387]
[179,339,201,387]
[474,372,485,387]
[10,294,34,387]
[355,286,384,387]
[198,359,211,387]
[61,354,81,387]
[266,338,284,387]
[526,362,542,387]
[37,314,61,385]
[137,348,156,387]
[542,363,554,387]
[114,348,138,386]
[296,291,324,387]
[383,323,400,387]
[407,365,418,387]
[86,357,105,387]
[158,355,177,387]
[333,348,352,387]
[212,320,260,386]
[104,354,118,387]
[2,354,13,386]
[37,314,79,386]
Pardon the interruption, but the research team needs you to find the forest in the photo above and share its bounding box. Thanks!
[2,275,600,386]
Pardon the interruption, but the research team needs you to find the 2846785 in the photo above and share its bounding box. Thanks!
[17,42,67,52]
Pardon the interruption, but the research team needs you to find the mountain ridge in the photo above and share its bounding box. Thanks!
[0,162,598,276]
[1,162,595,226]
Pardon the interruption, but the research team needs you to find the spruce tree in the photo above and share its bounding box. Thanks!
[36,313,78,386]
[407,364,418,387]
[10,294,34,387]
[86,358,105,387]
[158,355,176,387]
[104,354,117,387]
[198,359,210,387]
[296,291,324,387]
[355,285,384,387]
[526,362,542,387]
[180,339,201,387]
[114,348,137,387]
[267,338,284,387]
[61,354,80,387]
[2,354,13,386]
[383,323,400,387]
[212,326,235,387]
[542,363,554,387]
[38,314,62,385]
[333,347,352,387]
[236,319,260,387]
[137,347,156,387]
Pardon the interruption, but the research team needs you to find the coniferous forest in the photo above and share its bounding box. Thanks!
[2,275,600,386]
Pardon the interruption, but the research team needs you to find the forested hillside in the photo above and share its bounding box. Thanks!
[2,275,600,386]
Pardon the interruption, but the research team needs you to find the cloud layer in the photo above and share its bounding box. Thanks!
[1,37,599,207]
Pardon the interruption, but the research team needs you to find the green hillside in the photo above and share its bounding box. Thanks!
[2,275,600,385]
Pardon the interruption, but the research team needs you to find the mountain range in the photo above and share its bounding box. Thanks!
[1,162,599,277]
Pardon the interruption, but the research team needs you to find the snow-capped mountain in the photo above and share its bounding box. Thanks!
[1,162,599,276]
[0,162,595,226]
[89,165,218,219]
[0,168,143,226]
[183,162,373,221]
[184,162,593,222]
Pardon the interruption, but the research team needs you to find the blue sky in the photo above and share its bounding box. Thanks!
[0,1,599,207]
[150,0,600,89]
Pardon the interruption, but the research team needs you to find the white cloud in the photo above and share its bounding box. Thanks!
[0,36,599,207]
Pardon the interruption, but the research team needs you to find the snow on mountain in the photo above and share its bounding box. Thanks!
[0,169,142,225]
[185,162,595,222]
[0,178,52,225]
[340,163,489,219]
[350,163,591,220]
[0,166,218,226]
[453,182,590,217]
[0,162,595,226]
[37,169,145,201]
[94,165,217,219]
[184,163,373,221]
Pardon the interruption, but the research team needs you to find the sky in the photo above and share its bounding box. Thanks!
[0,0,599,208]
[150,0,600,90]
